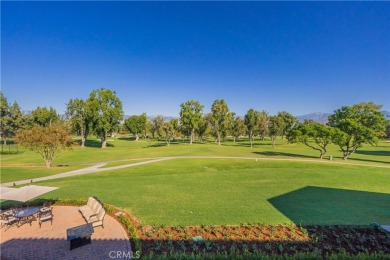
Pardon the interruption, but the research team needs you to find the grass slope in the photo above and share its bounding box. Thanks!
[1,137,389,184]
[36,159,390,226]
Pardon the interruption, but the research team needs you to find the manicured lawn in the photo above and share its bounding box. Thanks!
[2,137,389,168]
[1,137,389,226]
[101,158,153,168]
[1,137,389,185]
[0,166,85,184]
[36,159,390,226]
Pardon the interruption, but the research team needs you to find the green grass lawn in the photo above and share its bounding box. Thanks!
[101,158,153,168]
[0,165,85,183]
[1,137,388,184]
[1,137,389,226]
[35,158,390,226]
[2,136,389,168]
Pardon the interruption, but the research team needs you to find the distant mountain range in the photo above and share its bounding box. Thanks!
[297,110,390,124]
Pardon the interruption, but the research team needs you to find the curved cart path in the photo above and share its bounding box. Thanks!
[2,156,389,187]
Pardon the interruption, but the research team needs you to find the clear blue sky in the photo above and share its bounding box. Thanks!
[2,2,389,116]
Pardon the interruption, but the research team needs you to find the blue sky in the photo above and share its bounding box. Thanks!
[2,2,389,116]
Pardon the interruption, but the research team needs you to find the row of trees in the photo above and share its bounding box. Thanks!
[292,102,387,160]
[122,100,301,149]
[1,89,388,167]
[0,89,124,149]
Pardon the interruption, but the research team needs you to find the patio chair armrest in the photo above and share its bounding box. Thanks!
[88,213,97,220]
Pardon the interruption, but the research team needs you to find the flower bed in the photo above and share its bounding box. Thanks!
[137,224,390,258]
[5,198,389,258]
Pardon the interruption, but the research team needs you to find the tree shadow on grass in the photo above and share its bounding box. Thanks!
[268,186,390,225]
[82,140,114,148]
[117,136,136,141]
[347,156,390,165]
[143,141,182,148]
[221,141,271,148]
[354,150,390,157]
[253,151,317,159]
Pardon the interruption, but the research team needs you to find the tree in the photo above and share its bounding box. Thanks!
[124,113,147,141]
[151,115,165,140]
[66,98,93,147]
[209,99,233,145]
[0,94,27,144]
[0,92,11,144]
[162,121,174,146]
[328,102,386,160]
[277,111,298,143]
[232,116,246,142]
[269,115,285,148]
[15,125,73,168]
[179,100,204,144]
[257,110,269,141]
[9,101,26,135]
[385,120,390,138]
[293,121,336,159]
[145,119,152,139]
[244,109,258,148]
[197,115,210,142]
[87,88,124,148]
[169,118,180,141]
[31,106,59,127]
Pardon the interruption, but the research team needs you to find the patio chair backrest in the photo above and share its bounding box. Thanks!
[0,213,7,221]
[90,199,98,210]
[87,197,95,208]
[43,201,52,208]
[97,208,106,221]
[93,202,102,214]
[12,207,21,214]
[1,209,13,217]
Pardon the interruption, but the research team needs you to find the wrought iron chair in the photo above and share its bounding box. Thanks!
[2,212,19,231]
[40,201,52,214]
[39,208,53,228]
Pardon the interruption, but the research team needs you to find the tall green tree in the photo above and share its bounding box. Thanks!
[179,100,204,144]
[87,88,124,148]
[232,116,246,142]
[277,111,298,143]
[385,120,390,138]
[124,113,147,141]
[0,92,11,144]
[197,115,210,142]
[269,115,285,148]
[66,98,93,147]
[151,115,165,140]
[10,101,26,134]
[244,109,258,148]
[31,106,59,127]
[257,110,269,141]
[292,121,336,159]
[328,102,385,160]
[169,118,180,141]
[162,120,174,146]
[210,99,233,145]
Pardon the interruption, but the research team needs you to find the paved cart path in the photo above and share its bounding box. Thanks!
[2,156,389,187]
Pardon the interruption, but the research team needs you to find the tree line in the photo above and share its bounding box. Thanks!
[0,89,388,167]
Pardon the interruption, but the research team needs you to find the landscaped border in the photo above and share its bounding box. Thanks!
[2,198,389,259]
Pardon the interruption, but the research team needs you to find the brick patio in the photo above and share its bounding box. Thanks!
[0,206,132,260]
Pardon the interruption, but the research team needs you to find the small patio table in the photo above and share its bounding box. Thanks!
[67,223,94,250]
[15,207,40,226]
